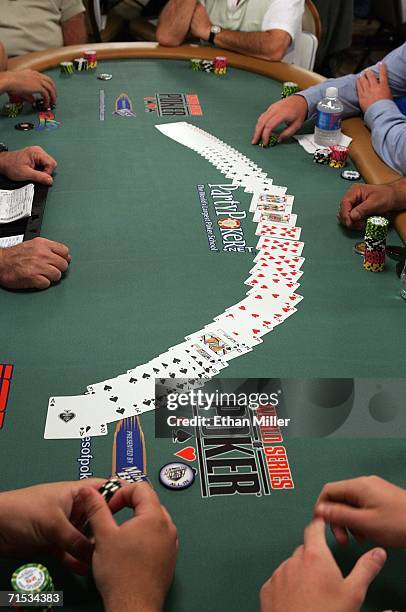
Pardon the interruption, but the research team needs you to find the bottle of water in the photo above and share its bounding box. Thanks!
[400,259,406,300]
[314,87,344,147]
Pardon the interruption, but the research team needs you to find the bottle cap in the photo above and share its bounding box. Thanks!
[326,86,338,98]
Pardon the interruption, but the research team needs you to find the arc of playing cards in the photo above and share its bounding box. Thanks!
[44,123,304,440]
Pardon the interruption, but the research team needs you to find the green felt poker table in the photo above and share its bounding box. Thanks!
[1,44,406,611]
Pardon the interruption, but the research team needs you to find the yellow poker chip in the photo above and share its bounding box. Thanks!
[354,241,365,255]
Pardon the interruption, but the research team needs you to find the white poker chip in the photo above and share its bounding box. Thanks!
[97,73,112,81]
[14,567,46,592]
[159,462,195,490]
[341,170,360,181]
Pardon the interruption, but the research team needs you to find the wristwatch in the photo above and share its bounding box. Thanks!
[208,25,221,45]
[0,143,8,153]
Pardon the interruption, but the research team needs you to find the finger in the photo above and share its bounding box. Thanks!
[364,69,378,86]
[304,518,328,551]
[31,149,57,174]
[278,117,303,141]
[346,548,386,601]
[31,275,51,290]
[51,511,95,566]
[108,481,162,516]
[252,115,268,144]
[292,545,304,559]
[315,502,368,534]
[78,487,117,537]
[19,166,53,185]
[37,86,50,107]
[316,479,364,507]
[46,253,69,273]
[356,76,366,95]
[331,523,349,546]
[379,62,389,85]
[41,75,57,104]
[42,264,62,283]
[60,552,89,576]
[48,240,70,260]
[350,194,382,222]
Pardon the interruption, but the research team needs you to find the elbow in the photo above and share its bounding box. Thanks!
[156,28,182,47]
[266,45,286,62]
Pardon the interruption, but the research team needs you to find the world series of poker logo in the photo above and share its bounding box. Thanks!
[0,364,14,430]
[144,93,202,116]
[197,184,254,253]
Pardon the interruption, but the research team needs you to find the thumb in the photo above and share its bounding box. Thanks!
[346,548,386,601]
[278,117,303,141]
[350,194,381,222]
[78,487,117,538]
[21,166,53,186]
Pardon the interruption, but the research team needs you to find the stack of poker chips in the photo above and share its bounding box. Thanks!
[190,58,203,71]
[73,57,88,71]
[213,56,228,75]
[59,61,74,75]
[11,563,54,611]
[1,102,21,118]
[259,135,279,148]
[329,144,348,168]
[201,59,214,73]
[313,147,331,164]
[363,216,389,272]
[281,81,299,98]
[84,49,97,69]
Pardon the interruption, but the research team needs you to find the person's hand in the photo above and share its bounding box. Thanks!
[314,476,406,548]
[2,69,57,107]
[0,480,106,573]
[79,482,178,612]
[0,146,57,185]
[356,63,392,113]
[338,183,398,230]
[190,3,212,40]
[259,519,386,612]
[0,237,71,290]
[252,95,308,146]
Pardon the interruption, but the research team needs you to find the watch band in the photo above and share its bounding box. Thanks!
[208,31,216,45]
[0,143,8,153]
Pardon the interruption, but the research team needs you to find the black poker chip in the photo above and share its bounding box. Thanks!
[159,462,195,491]
[15,122,34,131]
[341,170,360,181]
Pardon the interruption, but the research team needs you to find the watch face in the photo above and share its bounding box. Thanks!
[211,25,221,34]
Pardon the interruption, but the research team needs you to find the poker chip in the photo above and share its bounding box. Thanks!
[341,169,360,181]
[259,134,278,148]
[329,144,348,169]
[354,241,365,255]
[11,563,53,594]
[59,61,74,75]
[97,73,113,81]
[98,477,121,503]
[313,148,331,164]
[1,103,21,118]
[190,58,203,71]
[201,59,214,73]
[159,461,195,490]
[363,216,389,272]
[213,56,228,75]
[281,81,299,98]
[15,122,34,131]
[84,49,97,69]
[74,57,88,71]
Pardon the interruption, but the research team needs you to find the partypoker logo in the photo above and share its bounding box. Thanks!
[0,364,14,430]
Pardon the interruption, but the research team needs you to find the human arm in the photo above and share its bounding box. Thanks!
[211,29,290,62]
[78,482,178,612]
[314,476,406,548]
[338,179,406,230]
[156,0,198,47]
[0,146,57,185]
[0,41,7,71]
[0,480,105,572]
[62,12,87,46]
[259,519,386,612]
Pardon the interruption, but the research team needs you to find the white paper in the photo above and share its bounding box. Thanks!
[0,184,34,224]
[293,132,352,154]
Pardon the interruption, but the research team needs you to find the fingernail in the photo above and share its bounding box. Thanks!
[372,549,386,564]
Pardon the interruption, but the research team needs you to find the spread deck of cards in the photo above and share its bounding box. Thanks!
[44,122,304,440]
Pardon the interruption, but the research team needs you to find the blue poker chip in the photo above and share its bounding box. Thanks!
[341,170,360,181]
[159,462,195,491]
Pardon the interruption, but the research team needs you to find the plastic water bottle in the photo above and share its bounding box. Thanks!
[314,87,344,147]
[400,259,406,300]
